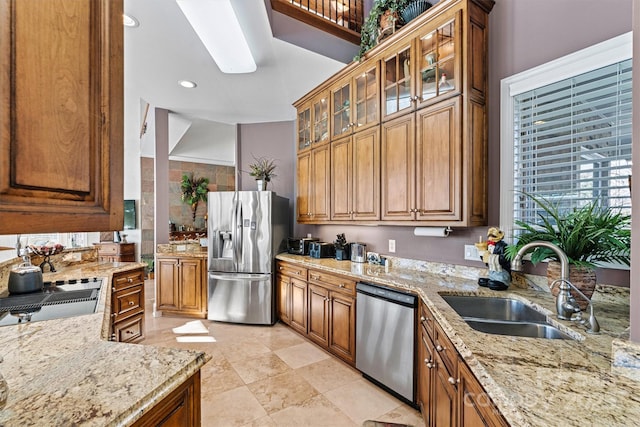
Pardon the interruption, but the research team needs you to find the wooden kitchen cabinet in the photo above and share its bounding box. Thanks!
[297,144,331,223]
[331,61,380,139]
[156,255,207,318]
[0,0,124,234]
[417,300,506,427]
[307,269,356,365]
[293,0,492,227]
[132,370,201,427]
[111,267,145,343]
[276,261,308,334]
[331,126,380,221]
[297,90,330,152]
[96,242,136,262]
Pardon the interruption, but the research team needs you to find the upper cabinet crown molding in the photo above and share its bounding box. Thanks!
[0,0,124,234]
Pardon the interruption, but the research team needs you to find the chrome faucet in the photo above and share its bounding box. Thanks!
[510,241,600,334]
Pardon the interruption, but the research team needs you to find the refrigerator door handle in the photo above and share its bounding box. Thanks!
[209,273,271,281]
[232,195,239,271]
[234,199,242,266]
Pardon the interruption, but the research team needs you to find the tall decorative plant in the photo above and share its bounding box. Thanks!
[248,156,277,190]
[505,193,630,307]
[180,173,209,222]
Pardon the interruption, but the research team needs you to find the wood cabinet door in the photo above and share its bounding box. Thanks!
[331,76,352,140]
[178,258,202,312]
[418,330,434,426]
[290,278,308,335]
[328,292,356,364]
[380,40,414,121]
[0,0,123,234]
[311,92,330,146]
[352,126,380,221]
[307,284,329,347]
[310,145,331,222]
[296,151,312,222]
[432,351,457,427]
[352,62,380,132]
[297,101,312,152]
[331,135,353,220]
[276,274,290,325]
[415,96,461,221]
[381,114,416,220]
[458,361,509,427]
[156,258,179,310]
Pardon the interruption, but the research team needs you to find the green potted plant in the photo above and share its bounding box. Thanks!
[505,193,631,307]
[355,0,411,61]
[180,173,209,222]
[248,156,277,191]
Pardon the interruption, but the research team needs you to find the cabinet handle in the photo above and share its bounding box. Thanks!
[279,266,284,270]
[126,330,134,334]
[110,334,116,341]
[112,287,116,293]
[339,284,345,288]
[295,271,300,275]
[425,359,433,369]
[447,377,459,385]
[436,345,444,352]
[128,278,133,283]
[420,316,426,322]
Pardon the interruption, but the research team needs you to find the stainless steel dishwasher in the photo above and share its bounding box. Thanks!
[356,282,417,405]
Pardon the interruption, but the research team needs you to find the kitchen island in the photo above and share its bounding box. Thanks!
[276,253,638,426]
[0,261,208,426]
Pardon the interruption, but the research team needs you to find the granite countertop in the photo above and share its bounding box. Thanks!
[276,253,638,427]
[0,261,209,426]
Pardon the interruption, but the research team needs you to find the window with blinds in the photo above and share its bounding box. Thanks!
[500,32,632,251]
[512,58,632,226]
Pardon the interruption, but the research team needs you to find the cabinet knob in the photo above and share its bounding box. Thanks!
[425,359,433,369]
[436,345,444,352]
[110,334,116,341]
[279,266,284,270]
[420,316,426,322]
[295,271,300,275]
[129,301,134,306]
[126,330,134,334]
[339,284,345,288]
[111,313,117,318]
[447,377,459,385]
[112,287,116,293]
[128,278,133,283]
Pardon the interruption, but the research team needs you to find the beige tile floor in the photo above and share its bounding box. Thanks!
[141,279,424,427]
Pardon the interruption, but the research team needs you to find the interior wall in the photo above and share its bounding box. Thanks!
[293,0,633,286]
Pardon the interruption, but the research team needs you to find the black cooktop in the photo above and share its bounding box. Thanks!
[0,278,103,313]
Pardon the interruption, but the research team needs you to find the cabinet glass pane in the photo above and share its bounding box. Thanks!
[419,19,456,101]
[384,47,411,116]
[313,96,329,143]
[354,68,378,127]
[333,85,351,136]
[298,108,311,150]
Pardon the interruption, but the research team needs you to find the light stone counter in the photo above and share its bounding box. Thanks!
[276,253,637,427]
[0,261,209,426]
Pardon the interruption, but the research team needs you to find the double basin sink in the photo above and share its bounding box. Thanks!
[441,295,574,340]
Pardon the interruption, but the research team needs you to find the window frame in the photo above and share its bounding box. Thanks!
[499,32,632,248]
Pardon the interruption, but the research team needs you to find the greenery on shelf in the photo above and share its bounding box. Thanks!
[355,0,411,61]
[180,173,209,221]
[504,193,631,269]
[248,156,278,182]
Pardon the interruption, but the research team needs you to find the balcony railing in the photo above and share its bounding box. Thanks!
[271,0,364,44]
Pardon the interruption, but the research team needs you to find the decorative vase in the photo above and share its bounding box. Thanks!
[547,261,597,310]
[257,180,267,191]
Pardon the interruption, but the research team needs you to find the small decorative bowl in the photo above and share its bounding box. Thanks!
[28,244,65,256]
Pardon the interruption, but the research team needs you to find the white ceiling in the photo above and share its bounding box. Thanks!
[124,0,351,164]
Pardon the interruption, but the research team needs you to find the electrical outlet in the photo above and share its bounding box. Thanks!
[388,239,396,253]
[464,244,481,261]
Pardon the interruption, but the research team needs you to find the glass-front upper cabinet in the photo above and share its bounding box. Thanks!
[297,90,330,152]
[416,13,461,106]
[312,93,329,145]
[332,62,379,139]
[381,42,413,120]
[297,102,312,151]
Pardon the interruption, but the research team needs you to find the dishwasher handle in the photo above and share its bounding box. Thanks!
[356,282,417,308]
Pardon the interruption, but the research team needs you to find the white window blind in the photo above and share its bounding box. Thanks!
[512,58,632,225]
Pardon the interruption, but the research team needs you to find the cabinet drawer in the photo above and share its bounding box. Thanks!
[113,268,145,291]
[308,270,355,295]
[113,313,144,343]
[276,261,308,279]
[433,321,457,378]
[420,303,436,341]
[99,244,119,255]
[112,284,144,322]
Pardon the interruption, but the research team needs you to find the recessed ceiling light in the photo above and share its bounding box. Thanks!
[178,80,197,89]
[123,14,139,28]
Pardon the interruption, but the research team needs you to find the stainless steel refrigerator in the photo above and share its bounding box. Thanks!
[207,191,289,325]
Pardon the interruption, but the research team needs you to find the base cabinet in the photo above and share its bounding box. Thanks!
[111,267,145,343]
[132,370,201,427]
[156,255,207,318]
[418,301,508,427]
[276,261,356,365]
[96,242,136,262]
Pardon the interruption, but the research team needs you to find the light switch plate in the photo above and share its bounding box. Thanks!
[389,239,396,253]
